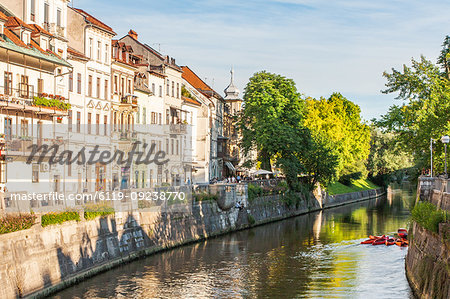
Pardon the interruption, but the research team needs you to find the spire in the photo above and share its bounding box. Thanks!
[224,67,240,101]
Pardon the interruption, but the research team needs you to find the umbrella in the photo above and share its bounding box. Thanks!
[252,169,273,176]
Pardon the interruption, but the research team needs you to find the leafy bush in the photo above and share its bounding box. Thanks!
[33,96,71,110]
[84,203,114,220]
[193,192,218,201]
[41,210,80,227]
[247,214,256,225]
[281,191,301,207]
[411,202,448,233]
[248,184,264,202]
[0,214,36,234]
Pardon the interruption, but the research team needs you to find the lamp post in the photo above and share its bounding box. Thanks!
[441,135,450,177]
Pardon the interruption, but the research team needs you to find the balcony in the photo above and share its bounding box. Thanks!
[0,85,68,116]
[49,23,65,38]
[169,123,187,134]
[120,94,138,109]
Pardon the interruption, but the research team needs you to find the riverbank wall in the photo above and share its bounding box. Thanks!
[0,187,384,299]
[406,177,449,299]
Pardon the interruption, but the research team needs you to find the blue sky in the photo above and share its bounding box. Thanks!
[73,0,450,120]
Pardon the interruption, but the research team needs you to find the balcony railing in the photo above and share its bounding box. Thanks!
[169,123,187,134]
[0,85,68,116]
[121,94,138,107]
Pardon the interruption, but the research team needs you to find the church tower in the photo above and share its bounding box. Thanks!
[224,68,243,114]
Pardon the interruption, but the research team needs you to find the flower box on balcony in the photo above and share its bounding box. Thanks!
[33,96,71,111]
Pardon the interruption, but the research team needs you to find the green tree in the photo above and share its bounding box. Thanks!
[239,71,337,189]
[366,127,413,178]
[304,93,371,179]
[376,36,450,173]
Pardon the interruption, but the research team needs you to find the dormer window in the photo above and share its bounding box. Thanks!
[22,31,30,44]
[41,37,48,50]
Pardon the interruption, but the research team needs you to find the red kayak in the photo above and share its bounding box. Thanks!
[385,238,395,246]
[372,238,387,245]
[398,232,408,239]
[361,239,375,244]
[398,228,408,234]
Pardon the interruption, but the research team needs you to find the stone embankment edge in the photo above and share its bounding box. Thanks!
[26,187,385,299]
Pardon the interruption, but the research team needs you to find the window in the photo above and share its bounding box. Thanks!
[87,112,92,134]
[104,79,108,100]
[114,75,118,93]
[88,38,93,58]
[20,119,28,137]
[152,83,155,95]
[166,79,169,95]
[56,8,61,27]
[172,81,174,97]
[176,83,179,98]
[88,75,92,97]
[166,109,169,124]
[127,79,131,94]
[113,111,117,131]
[4,72,12,95]
[143,107,146,124]
[4,118,11,140]
[159,85,162,97]
[151,112,156,124]
[30,0,35,21]
[97,41,101,61]
[96,114,100,135]
[77,73,82,94]
[121,77,124,95]
[104,115,108,135]
[104,44,109,63]
[159,113,162,124]
[76,111,81,133]
[37,78,43,96]
[69,72,73,92]
[171,139,174,155]
[96,77,100,98]
[166,139,169,153]
[176,140,179,155]
[44,2,49,25]
[20,75,29,98]
[68,110,72,132]
[32,164,39,183]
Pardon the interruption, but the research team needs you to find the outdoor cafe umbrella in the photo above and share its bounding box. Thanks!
[252,169,273,176]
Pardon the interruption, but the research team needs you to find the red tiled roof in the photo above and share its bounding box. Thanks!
[3,28,28,48]
[181,66,216,98]
[5,17,34,31]
[30,38,47,53]
[0,11,8,21]
[73,8,116,35]
[183,96,201,106]
[29,23,52,37]
[68,47,88,60]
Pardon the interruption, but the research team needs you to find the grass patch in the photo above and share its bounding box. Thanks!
[84,202,115,220]
[41,210,80,227]
[0,214,36,234]
[327,178,379,195]
[411,202,448,233]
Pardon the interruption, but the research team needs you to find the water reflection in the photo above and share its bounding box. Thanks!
[51,188,415,299]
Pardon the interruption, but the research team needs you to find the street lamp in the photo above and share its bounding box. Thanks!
[430,138,436,177]
[441,135,450,177]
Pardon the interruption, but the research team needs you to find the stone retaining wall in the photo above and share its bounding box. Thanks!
[0,188,384,299]
[405,222,449,299]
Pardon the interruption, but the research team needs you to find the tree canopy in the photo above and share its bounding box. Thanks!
[304,93,371,179]
[375,36,450,173]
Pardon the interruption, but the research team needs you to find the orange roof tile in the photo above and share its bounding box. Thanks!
[68,47,88,60]
[73,8,116,35]
[181,66,219,98]
[0,11,8,21]
[29,23,52,37]
[5,17,34,31]
[3,28,28,48]
[183,96,201,106]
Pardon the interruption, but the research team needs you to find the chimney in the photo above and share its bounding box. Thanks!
[128,29,138,40]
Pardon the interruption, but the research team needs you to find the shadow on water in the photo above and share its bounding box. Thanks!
[50,187,415,299]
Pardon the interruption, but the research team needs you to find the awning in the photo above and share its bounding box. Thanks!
[225,161,236,173]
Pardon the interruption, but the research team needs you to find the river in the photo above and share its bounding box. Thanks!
[50,187,415,298]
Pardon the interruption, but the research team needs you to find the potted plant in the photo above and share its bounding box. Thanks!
[56,117,63,123]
